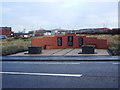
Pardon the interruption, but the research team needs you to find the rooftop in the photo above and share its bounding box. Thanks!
[0,27,12,30]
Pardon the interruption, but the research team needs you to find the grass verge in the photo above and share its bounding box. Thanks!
[1,37,31,56]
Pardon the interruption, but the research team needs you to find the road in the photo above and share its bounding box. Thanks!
[1,61,120,88]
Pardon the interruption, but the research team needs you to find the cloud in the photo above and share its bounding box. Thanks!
[1,2,118,32]
[2,0,119,2]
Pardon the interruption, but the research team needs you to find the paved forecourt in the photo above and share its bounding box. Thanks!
[9,48,110,56]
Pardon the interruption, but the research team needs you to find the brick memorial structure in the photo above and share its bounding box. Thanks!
[32,34,108,49]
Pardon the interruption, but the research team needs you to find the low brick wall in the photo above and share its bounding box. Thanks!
[32,34,108,49]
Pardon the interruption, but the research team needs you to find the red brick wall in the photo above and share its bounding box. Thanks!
[32,34,108,49]
[0,29,12,36]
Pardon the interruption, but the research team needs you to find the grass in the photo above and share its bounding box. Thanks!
[1,34,119,56]
[1,37,31,56]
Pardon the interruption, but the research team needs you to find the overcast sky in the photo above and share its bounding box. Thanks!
[1,1,118,32]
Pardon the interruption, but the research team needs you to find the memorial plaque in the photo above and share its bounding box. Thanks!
[68,36,73,46]
[57,37,62,46]
[79,37,83,46]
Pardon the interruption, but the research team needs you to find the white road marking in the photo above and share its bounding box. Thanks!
[0,72,82,77]
[1,62,116,64]
[1,62,118,65]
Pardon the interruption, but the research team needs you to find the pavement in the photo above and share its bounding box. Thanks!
[1,61,120,88]
[8,49,110,56]
[1,56,119,61]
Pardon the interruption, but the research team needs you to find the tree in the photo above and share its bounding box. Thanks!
[28,31,34,34]
[35,28,46,35]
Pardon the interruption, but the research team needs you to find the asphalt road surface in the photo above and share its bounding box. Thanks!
[1,61,120,88]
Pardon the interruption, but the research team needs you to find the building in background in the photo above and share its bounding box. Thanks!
[78,28,111,34]
[51,29,68,35]
[43,30,52,36]
[0,27,13,36]
[110,28,120,34]
[13,33,30,38]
